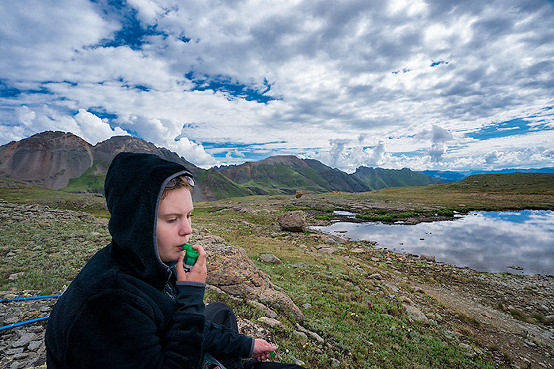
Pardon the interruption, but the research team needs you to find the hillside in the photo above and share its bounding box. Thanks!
[353,166,444,190]
[0,132,250,201]
[217,156,442,195]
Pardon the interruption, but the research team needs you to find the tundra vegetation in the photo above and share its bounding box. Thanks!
[1,173,553,368]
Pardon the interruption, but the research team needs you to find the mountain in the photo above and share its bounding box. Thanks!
[353,167,444,190]
[217,155,334,195]
[422,168,554,182]
[0,131,94,189]
[2,131,497,201]
[216,156,443,195]
[0,131,250,201]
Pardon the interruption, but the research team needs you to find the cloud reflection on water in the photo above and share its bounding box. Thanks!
[312,210,554,276]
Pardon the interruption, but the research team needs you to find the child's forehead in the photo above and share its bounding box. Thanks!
[158,187,193,213]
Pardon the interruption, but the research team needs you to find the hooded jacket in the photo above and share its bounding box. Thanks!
[46,152,253,368]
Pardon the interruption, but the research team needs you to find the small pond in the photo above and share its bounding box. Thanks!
[311,210,554,276]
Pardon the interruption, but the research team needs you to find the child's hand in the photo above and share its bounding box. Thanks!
[252,339,276,362]
[176,245,207,283]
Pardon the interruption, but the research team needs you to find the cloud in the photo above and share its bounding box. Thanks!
[166,137,219,169]
[74,109,128,144]
[0,0,553,172]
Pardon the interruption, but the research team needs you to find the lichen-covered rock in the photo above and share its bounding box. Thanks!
[203,243,304,321]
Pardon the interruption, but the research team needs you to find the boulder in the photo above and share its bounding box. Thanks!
[278,211,307,232]
[203,243,304,321]
[259,254,283,264]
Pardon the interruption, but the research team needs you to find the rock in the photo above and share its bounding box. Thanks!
[258,317,282,328]
[420,254,436,262]
[292,330,308,344]
[277,211,307,232]
[247,300,278,319]
[259,254,283,264]
[295,323,324,343]
[324,235,348,244]
[317,246,338,254]
[295,190,310,198]
[28,340,42,351]
[204,243,304,321]
[404,304,429,323]
[12,333,36,348]
[8,272,24,280]
[369,273,383,280]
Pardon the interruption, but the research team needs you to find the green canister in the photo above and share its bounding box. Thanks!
[181,243,199,270]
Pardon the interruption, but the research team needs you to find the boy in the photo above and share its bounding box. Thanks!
[46,152,303,369]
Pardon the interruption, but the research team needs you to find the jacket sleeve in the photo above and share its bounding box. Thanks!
[64,284,205,369]
[203,320,254,358]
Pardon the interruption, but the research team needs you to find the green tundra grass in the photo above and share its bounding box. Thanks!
[2,173,552,368]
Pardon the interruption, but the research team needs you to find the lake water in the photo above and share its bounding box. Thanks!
[311,210,554,276]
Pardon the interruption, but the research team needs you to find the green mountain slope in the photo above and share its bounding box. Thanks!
[353,167,444,190]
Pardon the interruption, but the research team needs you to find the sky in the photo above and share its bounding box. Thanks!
[1,0,553,172]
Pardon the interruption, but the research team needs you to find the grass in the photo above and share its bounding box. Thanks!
[2,175,550,367]
[188,204,503,368]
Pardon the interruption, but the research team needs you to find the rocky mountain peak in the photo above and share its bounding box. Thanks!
[0,131,93,189]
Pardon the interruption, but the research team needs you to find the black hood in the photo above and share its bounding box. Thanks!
[104,152,193,289]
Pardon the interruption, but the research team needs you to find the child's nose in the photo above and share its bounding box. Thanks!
[179,219,192,235]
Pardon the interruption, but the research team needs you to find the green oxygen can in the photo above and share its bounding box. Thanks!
[181,243,199,271]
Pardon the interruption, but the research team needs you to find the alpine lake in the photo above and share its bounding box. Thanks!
[311,209,554,276]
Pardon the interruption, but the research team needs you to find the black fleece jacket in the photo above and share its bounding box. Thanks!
[46,152,253,368]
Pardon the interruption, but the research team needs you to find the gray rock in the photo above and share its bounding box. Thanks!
[28,340,43,351]
[317,246,338,254]
[258,317,282,328]
[277,211,307,232]
[259,254,283,264]
[404,304,429,323]
[247,300,278,319]
[12,333,36,348]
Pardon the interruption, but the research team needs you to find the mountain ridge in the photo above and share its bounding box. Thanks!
[5,131,549,201]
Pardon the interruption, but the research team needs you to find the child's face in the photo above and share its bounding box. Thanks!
[156,186,193,263]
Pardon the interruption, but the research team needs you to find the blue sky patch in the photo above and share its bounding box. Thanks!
[430,60,449,67]
[92,0,166,50]
[186,73,276,104]
[88,107,118,121]
[0,80,21,98]
[466,118,551,140]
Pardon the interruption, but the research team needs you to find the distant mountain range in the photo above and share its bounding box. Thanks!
[1,131,551,201]
[422,168,554,182]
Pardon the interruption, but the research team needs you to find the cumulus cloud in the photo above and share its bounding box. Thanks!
[74,109,128,144]
[0,0,552,171]
[416,125,454,162]
[166,137,219,169]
